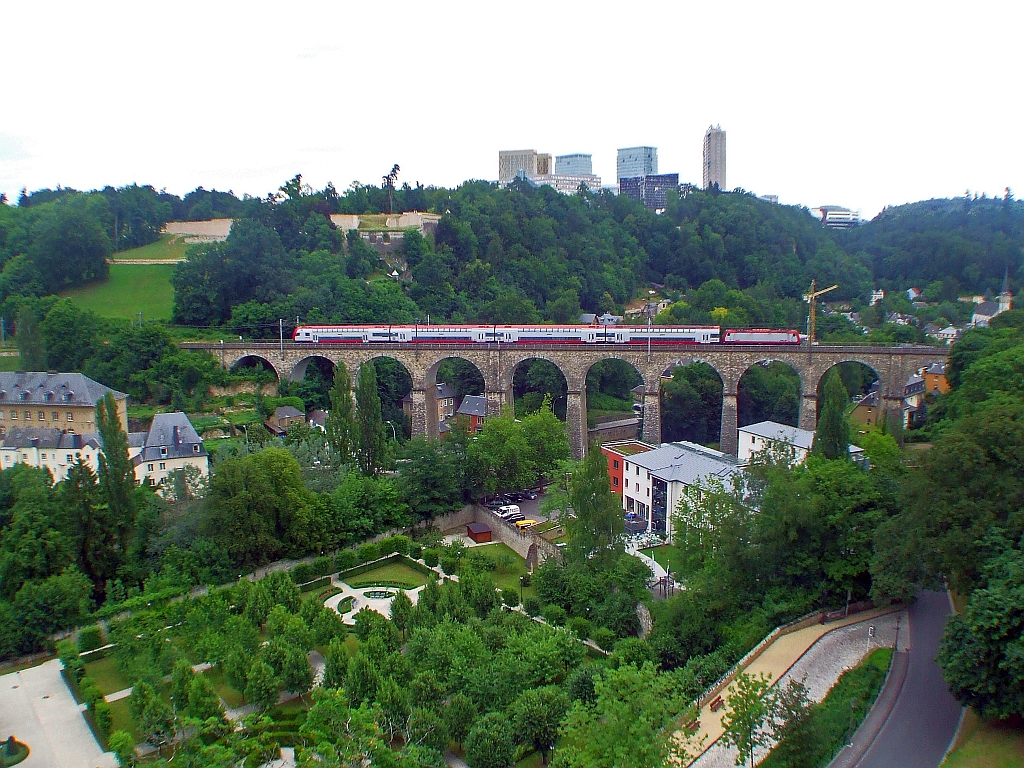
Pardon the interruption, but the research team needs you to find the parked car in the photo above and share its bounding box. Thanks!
[515,519,539,530]
[497,504,521,517]
[521,490,539,500]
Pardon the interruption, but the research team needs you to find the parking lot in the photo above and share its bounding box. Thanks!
[483,487,553,527]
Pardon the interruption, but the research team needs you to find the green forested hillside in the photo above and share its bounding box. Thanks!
[4,179,1022,336]
[842,196,1024,297]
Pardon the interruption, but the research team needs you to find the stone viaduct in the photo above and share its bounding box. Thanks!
[183,341,948,458]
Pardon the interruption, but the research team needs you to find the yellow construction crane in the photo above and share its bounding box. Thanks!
[803,280,838,346]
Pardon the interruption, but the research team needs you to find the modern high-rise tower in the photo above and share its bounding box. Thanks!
[702,125,726,190]
[617,147,658,183]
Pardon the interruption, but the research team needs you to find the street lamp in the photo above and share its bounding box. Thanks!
[385,421,397,441]
[519,574,525,606]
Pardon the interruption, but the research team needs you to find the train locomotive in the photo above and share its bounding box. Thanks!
[292,324,801,345]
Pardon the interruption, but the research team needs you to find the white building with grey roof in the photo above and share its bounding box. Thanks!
[737,420,865,466]
[132,412,209,491]
[0,411,207,494]
[620,441,744,538]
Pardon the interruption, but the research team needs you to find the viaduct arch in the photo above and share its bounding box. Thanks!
[188,342,949,458]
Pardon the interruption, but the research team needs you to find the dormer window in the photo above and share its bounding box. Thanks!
[193,444,200,454]
[160,447,168,457]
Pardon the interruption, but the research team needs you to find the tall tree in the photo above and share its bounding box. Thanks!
[509,685,569,765]
[812,369,850,460]
[15,306,45,370]
[464,712,514,768]
[721,672,775,768]
[561,450,624,566]
[556,663,697,768]
[325,361,356,466]
[355,362,388,476]
[96,392,137,560]
[59,460,117,596]
[466,409,537,497]
[128,680,173,744]
[938,546,1024,719]
[521,396,571,482]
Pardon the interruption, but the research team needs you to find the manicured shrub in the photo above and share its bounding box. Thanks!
[523,596,542,617]
[290,563,316,584]
[440,556,460,576]
[77,625,104,653]
[377,537,398,556]
[390,535,410,556]
[91,698,112,734]
[79,677,103,708]
[542,605,568,626]
[57,639,85,682]
[357,542,380,563]
[422,549,440,568]
[410,544,423,560]
[335,550,358,571]
[501,589,520,608]
[567,617,593,640]
[592,627,617,651]
[312,556,334,577]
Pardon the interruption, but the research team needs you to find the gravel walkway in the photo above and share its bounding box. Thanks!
[690,610,904,768]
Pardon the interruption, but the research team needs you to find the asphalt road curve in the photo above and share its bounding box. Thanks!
[849,590,963,768]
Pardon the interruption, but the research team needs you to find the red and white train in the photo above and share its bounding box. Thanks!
[292,324,802,345]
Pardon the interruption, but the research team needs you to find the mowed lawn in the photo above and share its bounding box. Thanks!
[468,543,538,601]
[944,712,1024,768]
[82,655,132,696]
[62,263,175,320]
[111,233,190,261]
[639,544,686,574]
[345,561,431,590]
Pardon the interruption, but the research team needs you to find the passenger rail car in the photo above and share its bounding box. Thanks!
[293,324,802,345]
[293,324,723,344]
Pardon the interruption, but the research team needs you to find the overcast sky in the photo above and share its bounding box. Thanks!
[2,1,1021,219]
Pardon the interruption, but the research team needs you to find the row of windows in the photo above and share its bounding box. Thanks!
[0,410,73,422]
[3,452,82,463]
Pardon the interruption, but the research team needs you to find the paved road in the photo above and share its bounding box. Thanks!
[848,591,962,768]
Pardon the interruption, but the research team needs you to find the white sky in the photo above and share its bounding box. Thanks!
[2,1,1021,219]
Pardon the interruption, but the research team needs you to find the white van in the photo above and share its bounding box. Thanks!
[497,504,521,518]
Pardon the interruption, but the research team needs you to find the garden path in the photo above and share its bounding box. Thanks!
[687,609,905,767]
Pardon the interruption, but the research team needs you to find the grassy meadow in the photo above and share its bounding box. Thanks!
[62,263,175,321]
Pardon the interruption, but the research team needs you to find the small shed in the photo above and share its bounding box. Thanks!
[466,522,492,544]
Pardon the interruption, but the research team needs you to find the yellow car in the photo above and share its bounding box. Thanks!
[515,519,539,531]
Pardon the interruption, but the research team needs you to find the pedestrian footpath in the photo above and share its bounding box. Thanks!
[686,607,905,767]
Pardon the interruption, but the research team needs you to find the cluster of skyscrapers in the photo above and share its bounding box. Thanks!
[497,125,727,212]
[497,150,603,194]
